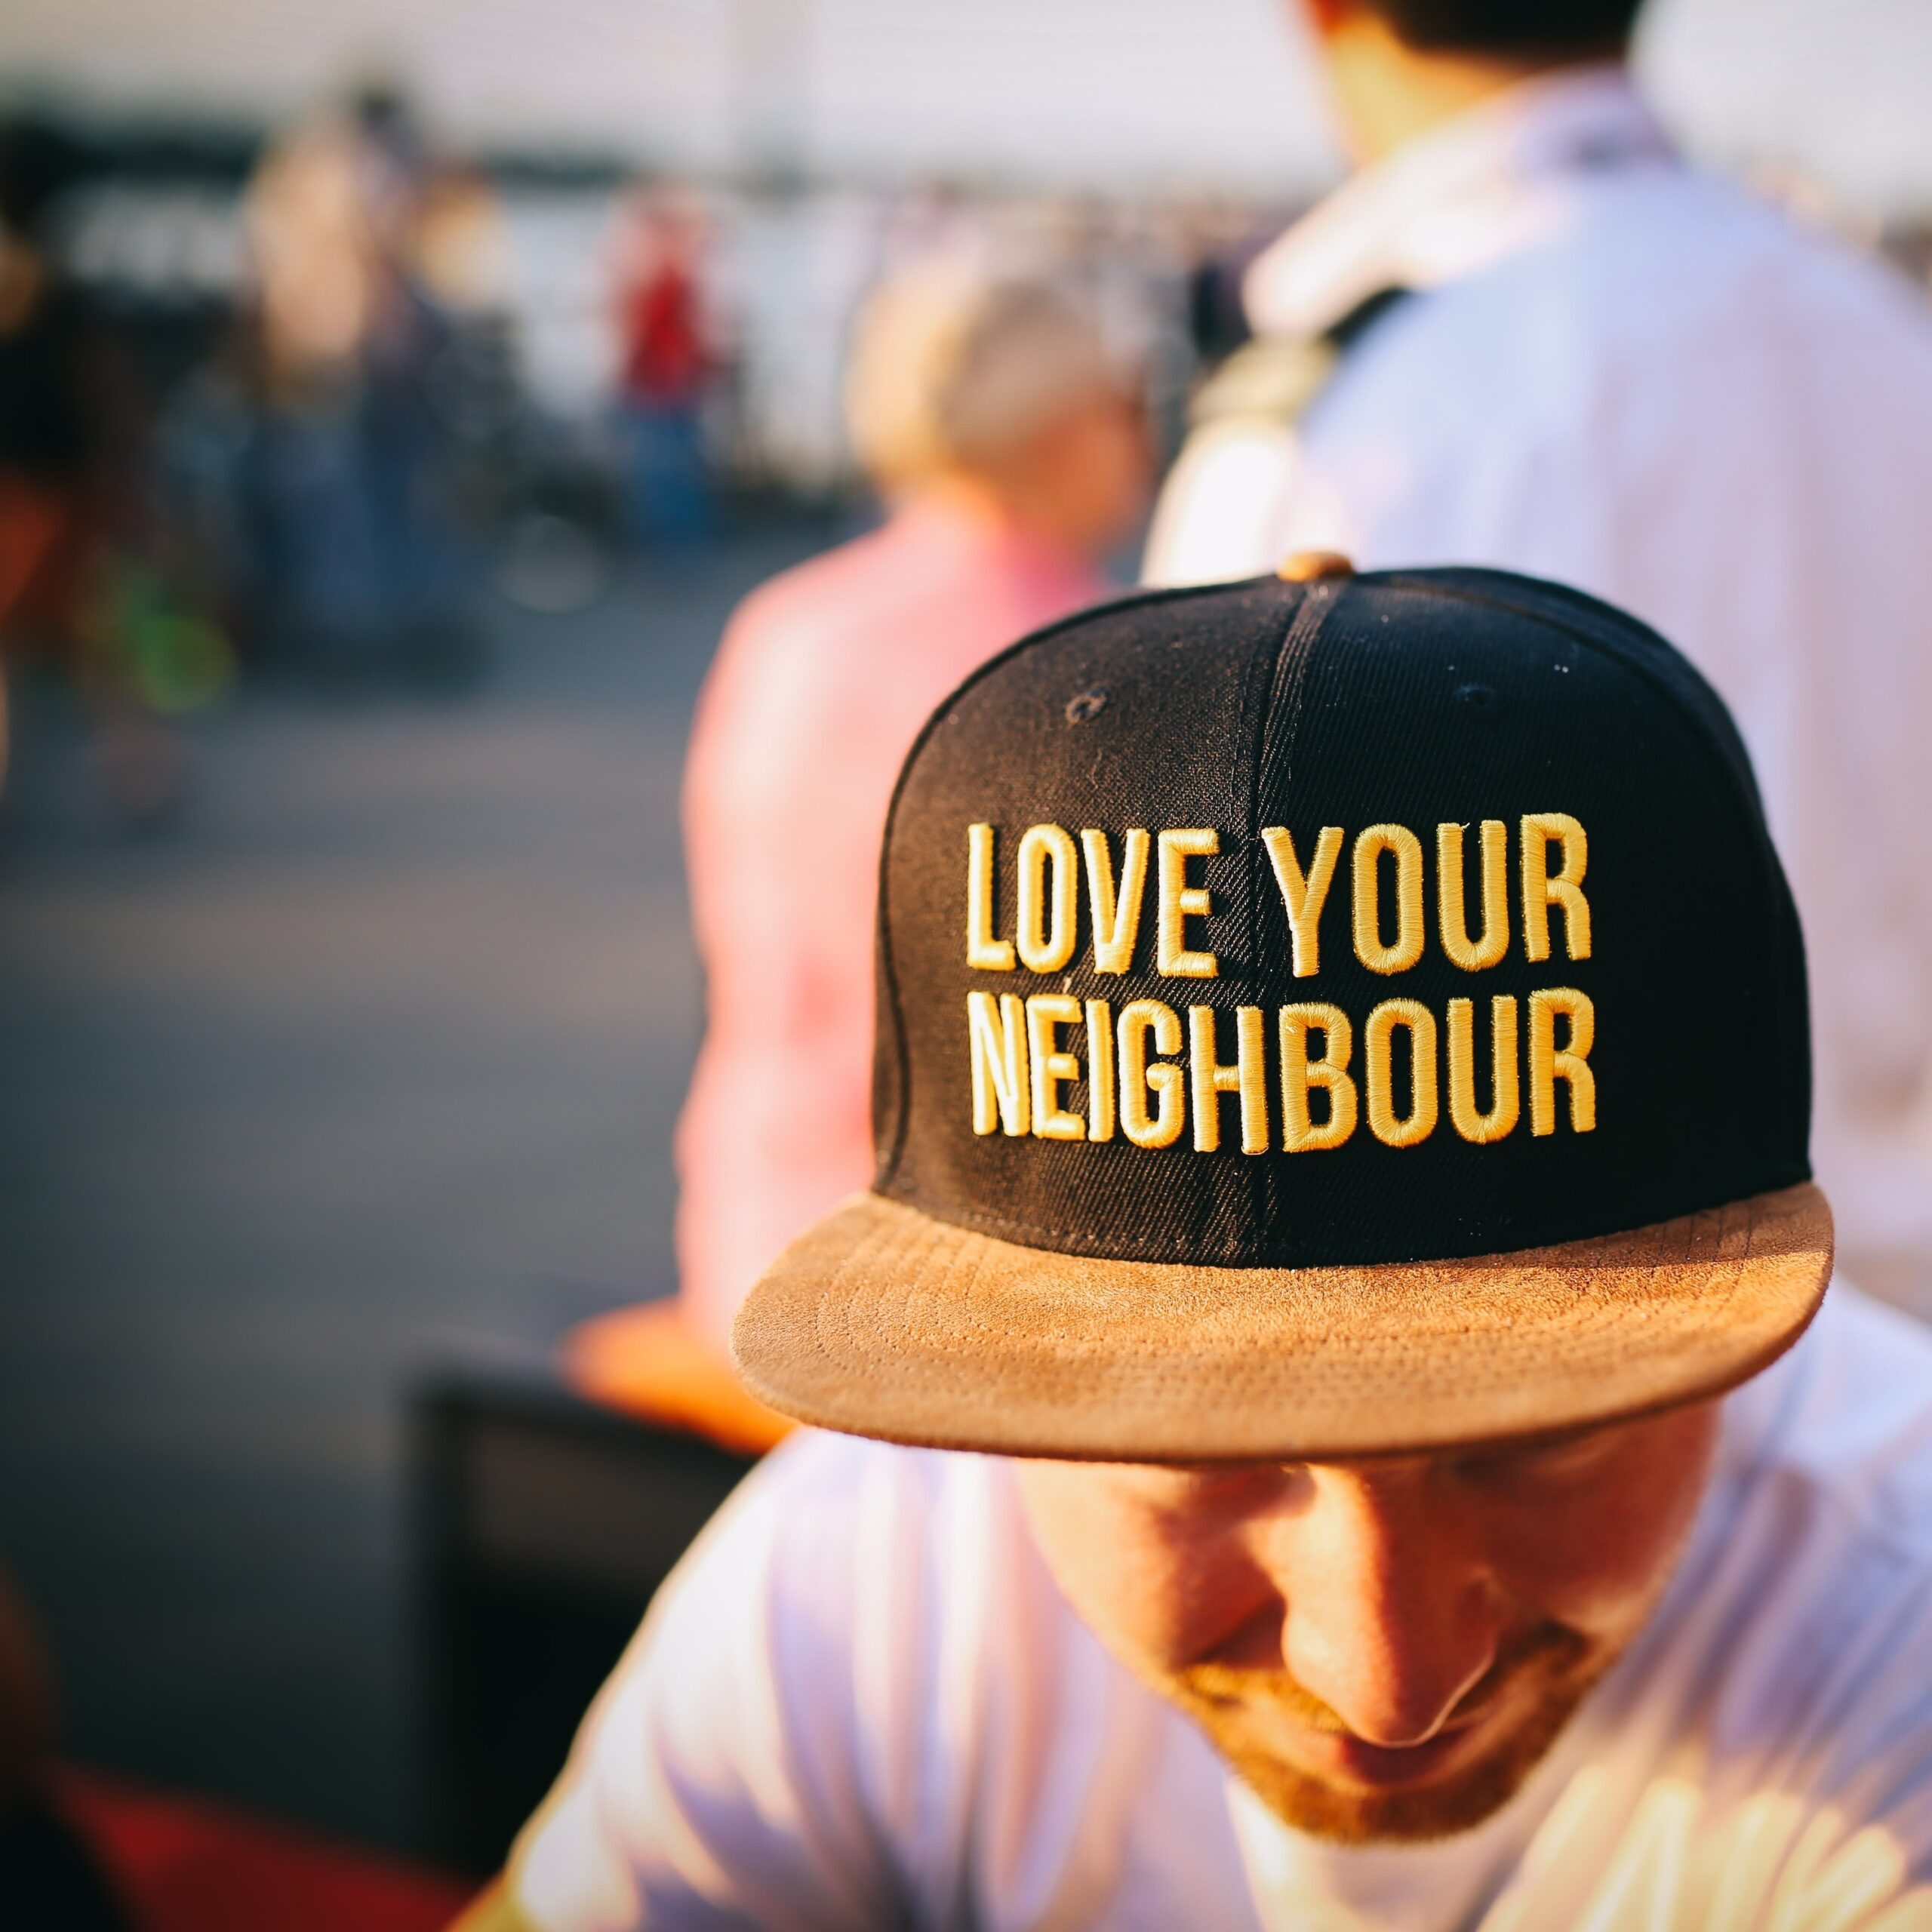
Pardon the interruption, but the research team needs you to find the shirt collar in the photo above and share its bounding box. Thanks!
[1244,64,1675,340]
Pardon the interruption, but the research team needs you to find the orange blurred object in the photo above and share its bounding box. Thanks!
[0,475,74,635]
[561,1300,794,1458]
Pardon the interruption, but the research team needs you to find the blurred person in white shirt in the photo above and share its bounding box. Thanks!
[1146,0,1932,1311]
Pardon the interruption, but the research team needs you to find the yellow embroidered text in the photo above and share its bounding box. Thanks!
[1026,993,1085,1140]
[1157,829,1220,978]
[1260,825,1345,978]
[1278,1003,1358,1152]
[1521,813,1592,963]
[967,989,1029,1136]
[1081,829,1150,974]
[1118,999,1186,1148]
[1438,820,1510,971]
[1084,997,1116,1142]
[1353,824,1426,975]
[1015,824,1079,974]
[1189,1004,1269,1154]
[1364,998,1438,1148]
[965,823,1016,972]
[1528,986,1596,1135]
[1446,995,1520,1143]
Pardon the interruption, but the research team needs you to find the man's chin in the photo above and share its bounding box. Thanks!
[1208,1675,1601,1846]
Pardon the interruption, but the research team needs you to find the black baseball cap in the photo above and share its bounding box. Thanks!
[732,559,1832,1460]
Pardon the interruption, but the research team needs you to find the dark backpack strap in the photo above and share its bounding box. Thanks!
[1186,287,1410,433]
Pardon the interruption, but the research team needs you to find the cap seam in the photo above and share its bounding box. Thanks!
[1247,577,1344,1257]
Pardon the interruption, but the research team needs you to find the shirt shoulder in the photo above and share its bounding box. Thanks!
[1679,1288,1932,1823]
[699,523,906,718]
[697,514,1103,762]
[628,1426,976,1741]
[1472,1291,1932,1930]
[1318,169,1932,460]
[1276,172,1932,606]
[509,1434,1002,1930]
[1743,1283,1932,1557]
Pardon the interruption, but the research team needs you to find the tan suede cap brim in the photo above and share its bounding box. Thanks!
[731,1183,1832,1461]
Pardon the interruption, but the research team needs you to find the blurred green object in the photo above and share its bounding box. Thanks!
[82,558,235,715]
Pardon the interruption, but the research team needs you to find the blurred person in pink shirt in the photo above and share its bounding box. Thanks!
[567,263,1149,1437]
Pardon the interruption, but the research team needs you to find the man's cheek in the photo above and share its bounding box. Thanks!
[1495,1526,1678,1635]
[1084,1541,1273,1672]
[1022,1504,1191,1658]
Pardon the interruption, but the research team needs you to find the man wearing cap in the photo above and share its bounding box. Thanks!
[1146,0,1932,1310]
[460,565,1932,1931]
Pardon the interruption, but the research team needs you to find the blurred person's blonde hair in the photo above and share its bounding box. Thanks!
[246,115,386,384]
[844,263,1120,496]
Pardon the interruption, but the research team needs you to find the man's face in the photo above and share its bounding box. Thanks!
[1012,1402,1719,1843]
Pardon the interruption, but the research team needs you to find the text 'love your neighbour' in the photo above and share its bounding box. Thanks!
[962,817,1596,1155]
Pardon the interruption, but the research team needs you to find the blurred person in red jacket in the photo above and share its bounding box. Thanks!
[611,189,716,548]
[567,262,1149,1438]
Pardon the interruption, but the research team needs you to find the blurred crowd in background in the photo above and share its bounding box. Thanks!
[7,72,1928,828]
[0,84,1294,830]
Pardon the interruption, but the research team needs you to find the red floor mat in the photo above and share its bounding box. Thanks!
[53,1769,475,1932]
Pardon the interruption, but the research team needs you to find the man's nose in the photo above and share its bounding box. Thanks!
[1266,1465,1500,1750]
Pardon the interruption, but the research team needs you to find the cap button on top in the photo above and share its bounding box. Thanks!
[1277,549,1356,583]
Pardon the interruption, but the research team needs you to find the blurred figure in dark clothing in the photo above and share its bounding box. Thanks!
[0,130,92,716]
[1186,243,1253,368]
[0,1560,470,1929]
[0,1565,134,1931]
[239,88,481,688]
[0,118,198,827]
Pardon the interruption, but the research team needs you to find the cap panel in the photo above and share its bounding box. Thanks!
[867,577,1232,1186]
[1244,580,1806,1260]
[875,578,1299,1266]
[1405,570,1767,811]
[1387,569,1811,1167]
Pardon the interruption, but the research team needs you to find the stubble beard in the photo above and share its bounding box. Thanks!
[1168,1623,1611,1845]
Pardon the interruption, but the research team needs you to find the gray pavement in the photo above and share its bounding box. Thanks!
[0,517,837,1852]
